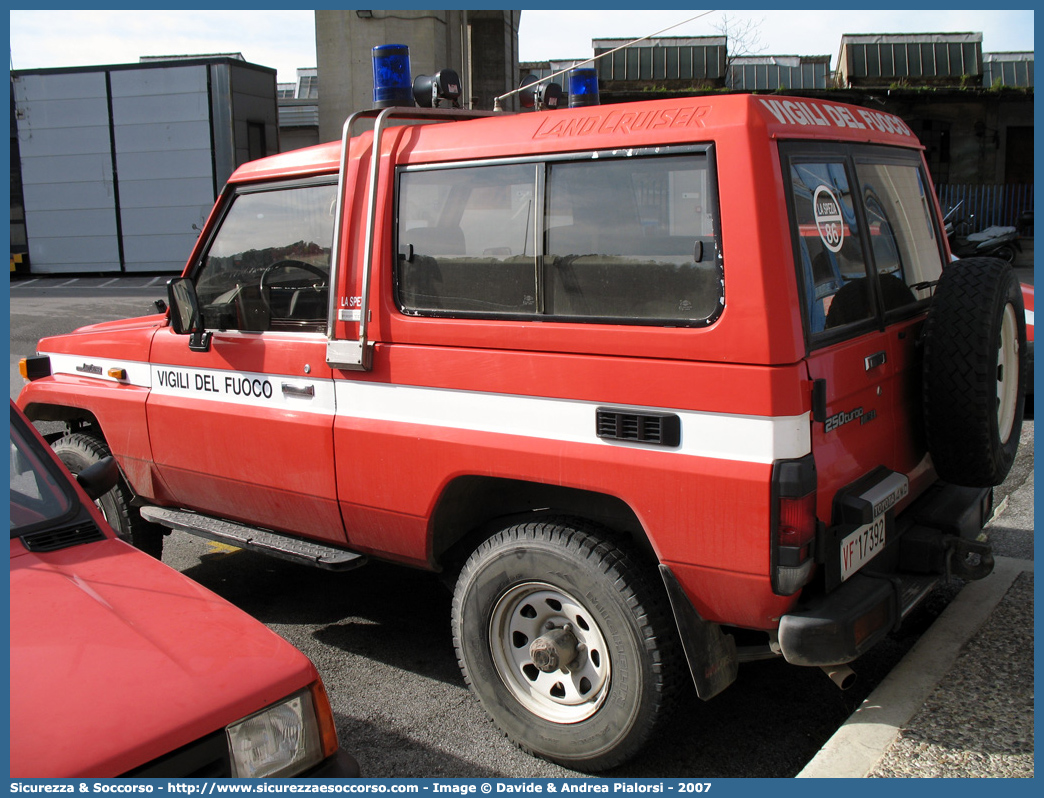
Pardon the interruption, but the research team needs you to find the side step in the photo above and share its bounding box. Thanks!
[140,506,367,571]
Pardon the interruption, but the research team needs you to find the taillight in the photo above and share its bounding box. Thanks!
[772,455,818,595]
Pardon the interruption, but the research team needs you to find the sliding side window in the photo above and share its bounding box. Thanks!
[397,163,538,315]
[396,151,723,326]
[545,154,722,324]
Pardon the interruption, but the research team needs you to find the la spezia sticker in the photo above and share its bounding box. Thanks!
[813,185,845,253]
[339,295,363,322]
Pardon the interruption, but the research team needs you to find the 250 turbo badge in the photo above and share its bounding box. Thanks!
[824,406,877,433]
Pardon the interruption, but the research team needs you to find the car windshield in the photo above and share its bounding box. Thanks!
[10,416,74,536]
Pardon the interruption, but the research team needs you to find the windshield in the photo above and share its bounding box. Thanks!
[10,415,74,536]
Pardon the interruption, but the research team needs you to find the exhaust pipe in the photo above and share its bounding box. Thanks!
[820,664,856,690]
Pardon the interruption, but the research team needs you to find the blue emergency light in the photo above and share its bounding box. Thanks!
[568,68,600,107]
[372,44,414,108]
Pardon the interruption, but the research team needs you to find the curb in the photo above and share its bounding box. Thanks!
[796,555,1035,778]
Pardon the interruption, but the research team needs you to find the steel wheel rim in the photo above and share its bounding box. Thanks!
[997,302,1019,445]
[489,581,611,723]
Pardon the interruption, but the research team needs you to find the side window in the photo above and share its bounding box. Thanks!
[787,158,873,334]
[546,155,721,322]
[397,164,538,315]
[396,151,723,326]
[195,183,337,333]
[854,159,944,308]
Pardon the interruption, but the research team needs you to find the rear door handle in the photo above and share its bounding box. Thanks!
[864,351,887,371]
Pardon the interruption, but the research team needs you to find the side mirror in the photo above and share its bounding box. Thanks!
[76,456,119,501]
[167,277,212,352]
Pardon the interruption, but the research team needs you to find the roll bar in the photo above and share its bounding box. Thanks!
[325,106,494,370]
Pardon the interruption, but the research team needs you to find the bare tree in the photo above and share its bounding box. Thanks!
[715,12,767,89]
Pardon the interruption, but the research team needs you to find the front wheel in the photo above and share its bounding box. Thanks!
[51,432,166,558]
[451,520,680,772]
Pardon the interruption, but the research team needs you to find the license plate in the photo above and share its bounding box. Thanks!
[839,472,909,581]
[840,515,888,580]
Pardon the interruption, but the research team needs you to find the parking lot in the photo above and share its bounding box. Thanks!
[9,274,1034,777]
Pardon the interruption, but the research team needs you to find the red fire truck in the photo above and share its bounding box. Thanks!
[18,83,1025,770]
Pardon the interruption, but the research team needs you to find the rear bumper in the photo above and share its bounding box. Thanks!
[777,570,937,666]
[778,483,993,667]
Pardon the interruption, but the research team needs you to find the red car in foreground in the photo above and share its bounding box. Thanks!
[9,402,359,778]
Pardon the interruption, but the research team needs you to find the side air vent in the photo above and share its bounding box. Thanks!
[21,522,106,552]
[596,408,681,447]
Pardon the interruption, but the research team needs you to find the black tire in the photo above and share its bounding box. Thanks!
[51,432,166,558]
[451,519,680,772]
[923,257,1027,487]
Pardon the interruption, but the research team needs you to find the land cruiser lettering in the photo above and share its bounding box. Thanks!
[19,87,1025,771]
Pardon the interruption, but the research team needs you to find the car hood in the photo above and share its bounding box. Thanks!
[10,536,316,778]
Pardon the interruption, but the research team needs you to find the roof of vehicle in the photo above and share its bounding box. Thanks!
[230,93,922,184]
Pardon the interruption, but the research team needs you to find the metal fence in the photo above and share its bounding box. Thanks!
[937,183,1034,236]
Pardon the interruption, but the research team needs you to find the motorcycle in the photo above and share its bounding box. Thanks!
[943,200,1022,263]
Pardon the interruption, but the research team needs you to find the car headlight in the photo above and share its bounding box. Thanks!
[226,682,339,778]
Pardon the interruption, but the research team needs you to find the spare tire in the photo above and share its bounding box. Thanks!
[923,257,1026,487]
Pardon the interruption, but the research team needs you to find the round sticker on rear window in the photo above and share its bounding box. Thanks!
[813,185,844,253]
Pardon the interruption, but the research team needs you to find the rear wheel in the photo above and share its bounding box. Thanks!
[451,519,680,771]
[923,257,1027,486]
[51,432,166,558]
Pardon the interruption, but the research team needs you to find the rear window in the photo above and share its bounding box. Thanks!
[783,143,944,340]
[396,149,724,326]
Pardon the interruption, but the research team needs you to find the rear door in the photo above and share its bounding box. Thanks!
[782,143,945,585]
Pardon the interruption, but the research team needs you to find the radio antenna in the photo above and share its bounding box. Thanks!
[494,9,718,111]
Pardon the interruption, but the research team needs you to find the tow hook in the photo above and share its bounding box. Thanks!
[946,538,994,581]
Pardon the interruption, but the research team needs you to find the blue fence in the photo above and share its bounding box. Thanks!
[937,183,1034,236]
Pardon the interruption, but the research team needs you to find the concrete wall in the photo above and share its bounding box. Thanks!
[876,91,1034,185]
[315,9,519,143]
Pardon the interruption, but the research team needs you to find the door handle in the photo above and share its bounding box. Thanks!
[864,351,887,371]
[281,382,315,398]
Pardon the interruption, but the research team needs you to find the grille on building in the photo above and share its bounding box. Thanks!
[727,56,830,90]
[983,52,1034,87]
[837,32,983,88]
[593,37,727,89]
